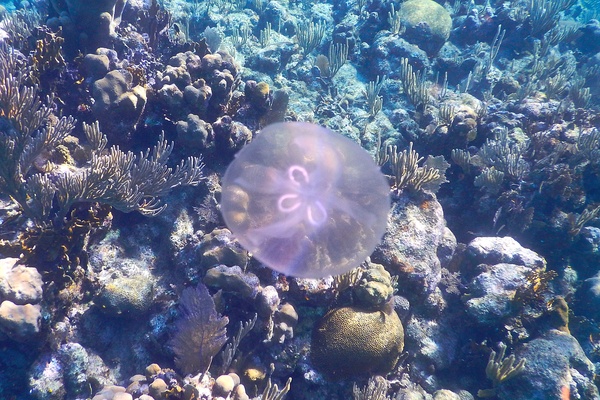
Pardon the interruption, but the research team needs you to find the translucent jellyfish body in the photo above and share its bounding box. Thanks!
[220,122,390,278]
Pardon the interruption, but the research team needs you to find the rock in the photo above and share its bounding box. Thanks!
[572,226,600,277]
[30,359,68,400]
[246,42,297,74]
[576,19,600,54]
[404,312,459,378]
[95,276,154,316]
[366,34,429,80]
[31,345,115,399]
[256,285,280,317]
[0,258,43,304]
[574,271,600,320]
[438,227,458,269]
[0,300,41,341]
[204,265,260,299]
[498,330,598,400]
[466,236,546,270]
[373,191,449,298]
[169,209,195,253]
[464,263,535,325]
[58,343,90,395]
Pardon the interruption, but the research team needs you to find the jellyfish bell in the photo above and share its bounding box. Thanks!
[220,122,390,279]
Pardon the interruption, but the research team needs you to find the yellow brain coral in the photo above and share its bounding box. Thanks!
[311,305,404,379]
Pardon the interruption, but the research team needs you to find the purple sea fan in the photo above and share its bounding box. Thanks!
[169,283,229,376]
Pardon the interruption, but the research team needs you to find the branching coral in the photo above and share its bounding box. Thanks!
[474,167,505,194]
[53,122,204,218]
[296,19,326,55]
[30,27,65,82]
[365,75,386,118]
[478,342,526,397]
[0,8,43,50]
[217,313,257,375]
[260,364,292,400]
[314,39,350,79]
[383,142,444,193]
[527,0,576,37]
[0,45,76,221]
[399,58,430,111]
[0,44,204,225]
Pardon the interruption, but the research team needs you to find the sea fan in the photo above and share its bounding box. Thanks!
[169,283,229,376]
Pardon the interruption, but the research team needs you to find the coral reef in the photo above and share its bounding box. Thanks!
[0,0,599,399]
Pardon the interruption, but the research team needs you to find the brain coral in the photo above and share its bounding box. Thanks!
[95,276,153,316]
[399,0,452,56]
[311,305,404,379]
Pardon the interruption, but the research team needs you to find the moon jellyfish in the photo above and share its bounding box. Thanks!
[220,122,390,278]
